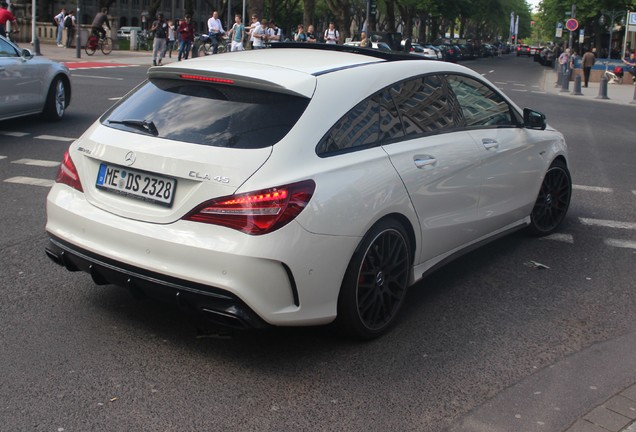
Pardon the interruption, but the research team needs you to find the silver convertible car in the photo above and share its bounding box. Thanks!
[0,35,71,121]
[45,44,571,339]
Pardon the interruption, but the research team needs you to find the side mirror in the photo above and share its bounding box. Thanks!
[523,108,546,130]
[21,48,34,59]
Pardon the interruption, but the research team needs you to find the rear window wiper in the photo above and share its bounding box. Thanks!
[107,119,159,136]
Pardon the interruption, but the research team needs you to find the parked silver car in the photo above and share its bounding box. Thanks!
[0,35,71,121]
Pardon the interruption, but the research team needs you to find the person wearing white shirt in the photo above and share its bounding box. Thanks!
[247,14,260,49]
[207,10,225,54]
[252,19,267,49]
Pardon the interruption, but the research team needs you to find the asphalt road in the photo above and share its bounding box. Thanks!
[0,54,635,431]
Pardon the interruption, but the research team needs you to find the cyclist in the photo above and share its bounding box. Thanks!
[0,1,19,38]
[91,7,110,40]
[622,51,636,83]
[207,10,225,54]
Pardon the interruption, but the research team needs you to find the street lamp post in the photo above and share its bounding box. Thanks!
[599,10,626,59]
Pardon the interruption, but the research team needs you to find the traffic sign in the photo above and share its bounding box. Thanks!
[566,18,578,31]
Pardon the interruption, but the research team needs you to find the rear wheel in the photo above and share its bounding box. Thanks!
[42,77,66,121]
[528,160,571,236]
[337,219,411,340]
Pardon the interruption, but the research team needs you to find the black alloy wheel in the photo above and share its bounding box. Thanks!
[528,160,572,236]
[337,220,411,340]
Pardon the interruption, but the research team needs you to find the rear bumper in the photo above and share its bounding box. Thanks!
[45,235,268,329]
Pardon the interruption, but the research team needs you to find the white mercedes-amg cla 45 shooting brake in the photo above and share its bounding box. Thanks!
[45,44,571,339]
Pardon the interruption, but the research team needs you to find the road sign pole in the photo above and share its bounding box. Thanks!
[568,4,576,49]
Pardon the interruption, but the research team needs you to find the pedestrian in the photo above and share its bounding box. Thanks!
[581,47,595,88]
[267,20,283,44]
[90,8,110,40]
[54,7,66,47]
[324,22,339,44]
[0,1,19,38]
[226,14,245,51]
[622,51,636,83]
[167,19,176,58]
[558,47,571,77]
[64,10,76,48]
[151,13,168,66]
[246,14,260,49]
[294,24,306,42]
[177,14,194,61]
[305,24,317,43]
[359,31,368,47]
[207,10,225,54]
[251,19,267,49]
[569,49,581,82]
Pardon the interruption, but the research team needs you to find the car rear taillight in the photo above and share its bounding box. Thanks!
[55,151,83,192]
[183,180,316,235]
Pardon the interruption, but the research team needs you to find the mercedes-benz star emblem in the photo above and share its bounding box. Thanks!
[124,151,136,166]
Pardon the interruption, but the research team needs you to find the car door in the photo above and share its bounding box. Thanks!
[381,75,483,263]
[446,74,546,235]
[0,38,41,118]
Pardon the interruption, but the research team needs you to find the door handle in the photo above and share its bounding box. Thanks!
[413,155,437,168]
[482,138,499,150]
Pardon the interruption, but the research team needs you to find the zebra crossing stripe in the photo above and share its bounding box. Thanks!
[542,233,574,243]
[573,185,614,193]
[579,218,636,230]
[604,239,636,250]
[0,155,7,160]
[34,135,76,142]
[0,131,29,137]
[4,176,55,187]
[12,158,60,167]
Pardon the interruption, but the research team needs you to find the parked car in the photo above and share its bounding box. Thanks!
[0,35,71,121]
[117,26,142,39]
[436,44,460,62]
[479,43,497,57]
[457,43,477,60]
[516,44,532,56]
[45,44,571,339]
[343,41,393,51]
[539,47,556,67]
[409,43,441,60]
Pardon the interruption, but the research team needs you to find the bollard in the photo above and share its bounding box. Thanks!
[571,74,583,95]
[631,83,636,105]
[595,76,610,100]
[555,70,562,87]
[560,71,570,92]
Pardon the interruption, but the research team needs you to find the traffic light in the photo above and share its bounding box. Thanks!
[512,35,515,42]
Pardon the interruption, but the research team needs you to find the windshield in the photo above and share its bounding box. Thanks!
[101,78,310,149]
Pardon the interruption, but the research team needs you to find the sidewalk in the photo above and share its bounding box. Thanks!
[542,68,636,106]
[34,40,176,66]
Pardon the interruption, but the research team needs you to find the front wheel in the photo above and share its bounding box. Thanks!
[42,77,67,121]
[336,219,411,340]
[101,37,113,55]
[527,160,572,236]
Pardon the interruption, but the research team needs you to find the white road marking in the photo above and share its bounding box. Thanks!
[4,176,55,187]
[541,233,574,243]
[531,91,547,94]
[34,135,76,142]
[494,81,507,85]
[0,131,29,137]
[70,74,124,80]
[579,218,636,230]
[513,83,527,86]
[108,97,123,101]
[0,155,7,160]
[573,185,614,193]
[510,89,529,92]
[11,158,60,167]
[604,239,636,250]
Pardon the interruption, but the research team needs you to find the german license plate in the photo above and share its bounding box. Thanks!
[96,163,176,207]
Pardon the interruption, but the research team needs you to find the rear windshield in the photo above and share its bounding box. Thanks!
[101,78,310,148]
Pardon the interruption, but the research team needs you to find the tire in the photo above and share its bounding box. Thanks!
[527,160,572,236]
[42,76,67,121]
[336,219,411,340]
[101,37,113,55]
[198,42,211,56]
[85,43,96,56]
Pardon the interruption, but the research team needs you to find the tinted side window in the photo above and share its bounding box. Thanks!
[316,90,402,156]
[447,75,515,127]
[390,75,457,136]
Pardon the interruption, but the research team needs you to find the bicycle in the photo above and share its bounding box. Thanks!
[602,61,623,84]
[85,32,113,56]
[136,30,151,51]
[197,33,227,56]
